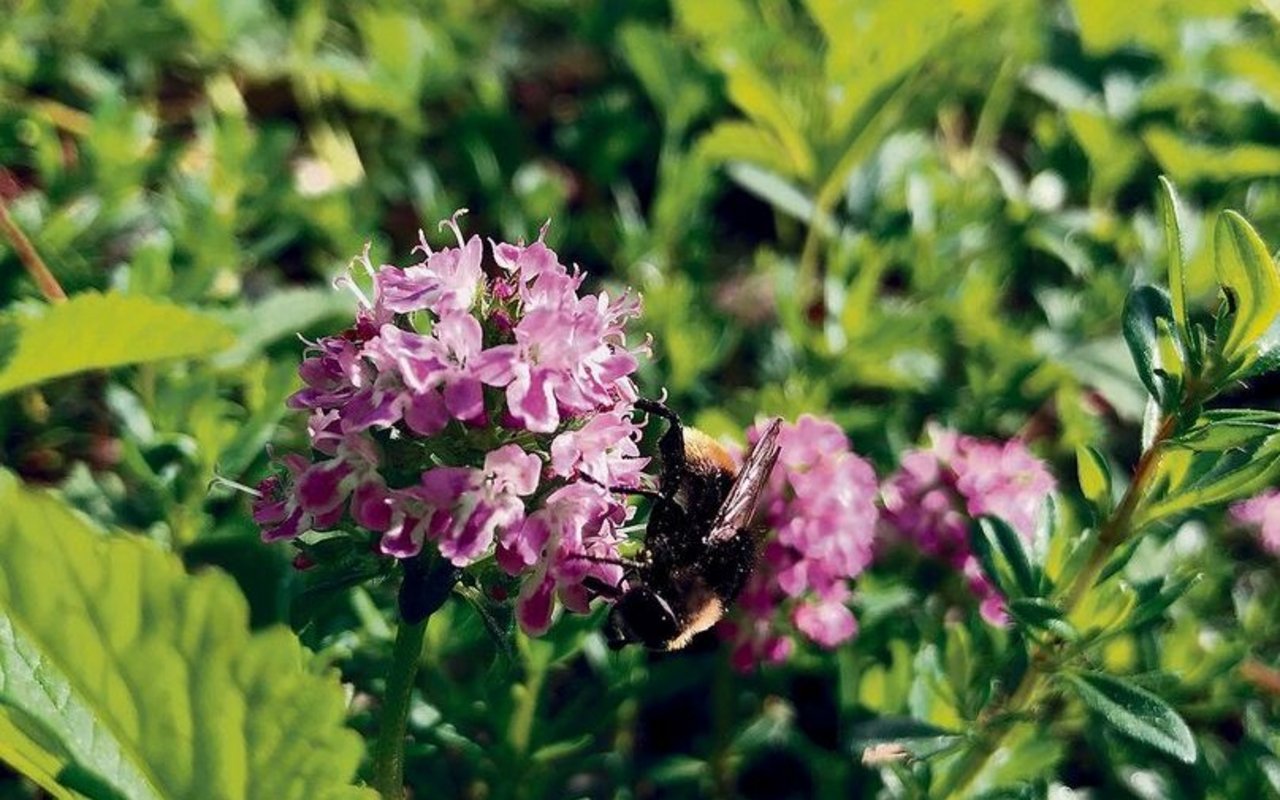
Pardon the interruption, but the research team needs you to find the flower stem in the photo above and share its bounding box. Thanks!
[371,616,428,800]
[0,196,66,304]
[937,411,1180,797]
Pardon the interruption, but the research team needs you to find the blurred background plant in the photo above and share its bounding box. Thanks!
[6,0,1280,797]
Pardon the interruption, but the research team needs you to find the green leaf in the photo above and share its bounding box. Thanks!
[212,287,354,368]
[723,162,826,228]
[1146,127,1280,184]
[1122,285,1178,405]
[846,716,962,760]
[1213,210,1280,365]
[1170,409,1280,452]
[1125,573,1201,631]
[1061,672,1197,764]
[971,516,1039,599]
[1157,177,1192,356]
[1007,598,1078,641]
[1075,445,1112,512]
[1142,436,1280,524]
[0,292,234,396]
[0,471,373,800]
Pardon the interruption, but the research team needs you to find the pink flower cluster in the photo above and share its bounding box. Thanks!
[253,213,648,634]
[721,416,880,670]
[1230,490,1280,554]
[880,425,1056,624]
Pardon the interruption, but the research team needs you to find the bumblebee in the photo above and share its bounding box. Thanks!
[587,400,783,651]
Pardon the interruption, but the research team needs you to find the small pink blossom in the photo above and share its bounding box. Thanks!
[725,415,880,669]
[881,424,1055,624]
[1231,490,1280,554]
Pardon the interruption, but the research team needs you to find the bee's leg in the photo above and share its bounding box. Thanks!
[576,470,665,503]
[634,398,686,500]
[581,575,623,600]
[565,552,646,572]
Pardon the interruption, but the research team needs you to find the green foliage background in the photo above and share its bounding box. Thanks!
[5,0,1280,797]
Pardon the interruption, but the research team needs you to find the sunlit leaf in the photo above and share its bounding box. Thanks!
[1075,445,1113,512]
[1213,210,1280,365]
[0,471,373,800]
[0,293,233,396]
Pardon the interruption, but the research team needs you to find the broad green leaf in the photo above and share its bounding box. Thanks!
[1122,286,1177,405]
[1062,672,1197,764]
[724,163,824,228]
[1075,445,1112,511]
[1213,210,1280,364]
[0,292,234,396]
[0,471,373,800]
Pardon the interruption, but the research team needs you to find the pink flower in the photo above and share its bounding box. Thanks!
[881,424,1055,624]
[256,211,651,638]
[1231,490,1280,554]
[549,410,648,487]
[370,313,487,434]
[379,444,542,565]
[473,236,643,432]
[725,416,880,668]
[502,481,630,635]
[373,215,483,316]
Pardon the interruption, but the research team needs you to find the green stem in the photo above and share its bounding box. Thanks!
[937,411,1182,798]
[509,656,545,758]
[371,617,428,800]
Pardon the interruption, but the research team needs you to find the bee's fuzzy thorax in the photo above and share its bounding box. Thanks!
[682,428,738,477]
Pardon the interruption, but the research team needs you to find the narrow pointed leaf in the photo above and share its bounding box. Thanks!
[972,516,1038,599]
[1157,177,1191,346]
[1062,672,1197,764]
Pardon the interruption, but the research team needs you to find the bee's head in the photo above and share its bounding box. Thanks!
[605,586,680,650]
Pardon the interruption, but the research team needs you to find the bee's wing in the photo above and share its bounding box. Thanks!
[704,417,783,545]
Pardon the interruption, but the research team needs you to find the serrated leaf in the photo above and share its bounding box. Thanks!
[0,292,234,395]
[1122,285,1177,405]
[1062,672,1197,764]
[1214,210,1280,365]
[1075,445,1112,511]
[0,471,373,800]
